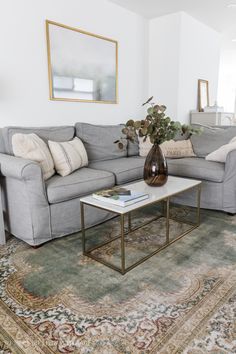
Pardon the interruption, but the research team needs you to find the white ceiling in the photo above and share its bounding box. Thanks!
[109,0,236,45]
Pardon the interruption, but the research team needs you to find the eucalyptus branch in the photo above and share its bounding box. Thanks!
[115,97,202,149]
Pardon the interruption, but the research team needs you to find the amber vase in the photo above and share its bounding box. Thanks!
[143,143,168,186]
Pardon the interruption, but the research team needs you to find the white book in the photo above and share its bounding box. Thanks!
[92,190,149,207]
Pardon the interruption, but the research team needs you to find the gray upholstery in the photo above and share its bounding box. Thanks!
[50,198,114,238]
[0,153,51,245]
[46,168,115,204]
[222,148,236,212]
[190,126,236,157]
[1,122,236,247]
[167,157,225,182]
[0,129,5,153]
[0,153,44,180]
[75,123,127,162]
[2,126,75,154]
[89,157,145,185]
[127,134,139,156]
[172,180,224,211]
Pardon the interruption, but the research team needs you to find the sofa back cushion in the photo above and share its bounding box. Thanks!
[127,134,139,156]
[190,125,236,157]
[75,123,127,162]
[2,126,75,155]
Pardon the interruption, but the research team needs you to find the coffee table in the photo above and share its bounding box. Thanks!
[80,176,201,274]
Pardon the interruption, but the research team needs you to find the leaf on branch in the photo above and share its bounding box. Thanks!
[159,105,167,112]
[126,119,134,127]
[142,96,153,106]
[134,121,141,129]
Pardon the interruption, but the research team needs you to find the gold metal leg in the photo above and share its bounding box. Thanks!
[120,214,125,274]
[128,212,132,232]
[166,197,170,244]
[197,184,201,225]
[162,199,166,217]
[80,202,86,254]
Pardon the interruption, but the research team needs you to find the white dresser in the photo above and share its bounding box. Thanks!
[190,112,234,126]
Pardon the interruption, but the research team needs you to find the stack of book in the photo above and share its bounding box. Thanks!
[92,187,149,207]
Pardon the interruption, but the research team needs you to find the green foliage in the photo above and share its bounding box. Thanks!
[120,97,201,146]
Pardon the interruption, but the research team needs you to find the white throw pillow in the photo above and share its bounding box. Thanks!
[138,136,195,158]
[12,133,55,180]
[229,136,236,144]
[205,141,236,163]
[48,137,88,177]
[138,136,153,157]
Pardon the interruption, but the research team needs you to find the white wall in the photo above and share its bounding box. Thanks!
[218,49,236,113]
[178,13,220,123]
[148,12,221,124]
[0,0,147,127]
[149,13,181,120]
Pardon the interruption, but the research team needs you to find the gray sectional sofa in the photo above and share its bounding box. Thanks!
[0,123,236,246]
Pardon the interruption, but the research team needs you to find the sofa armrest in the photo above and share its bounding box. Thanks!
[0,153,51,244]
[0,153,48,204]
[222,148,236,213]
[0,153,42,180]
[225,148,236,180]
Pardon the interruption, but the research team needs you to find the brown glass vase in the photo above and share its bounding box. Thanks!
[143,143,168,186]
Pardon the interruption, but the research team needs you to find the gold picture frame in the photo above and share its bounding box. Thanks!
[46,20,118,104]
[198,79,209,112]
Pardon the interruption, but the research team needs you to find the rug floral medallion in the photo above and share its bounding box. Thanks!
[0,207,235,354]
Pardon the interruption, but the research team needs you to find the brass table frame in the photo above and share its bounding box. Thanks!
[80,184,201,275]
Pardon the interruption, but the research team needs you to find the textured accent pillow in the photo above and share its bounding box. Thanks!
[12,133,55,180]
[138,136,195,158]
[138,136,153,157]
[48,137,88,177]
[160,139,196,158]
[205,140,236,163]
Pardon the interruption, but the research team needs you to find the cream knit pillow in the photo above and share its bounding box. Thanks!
[12,133,55,180]
[138,136,153,157]
[160,139,196,158]
[48,137,88,177]
[205,140,236,163]
[138,136,195,158]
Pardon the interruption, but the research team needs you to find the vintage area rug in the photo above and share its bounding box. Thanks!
[0,206,235,353]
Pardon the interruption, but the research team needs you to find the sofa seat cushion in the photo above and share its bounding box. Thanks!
[46,167,115,204]
[89,157,145,185]
[167,157,225,182]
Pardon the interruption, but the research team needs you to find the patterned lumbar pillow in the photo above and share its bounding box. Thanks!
[12,133,55,180]
[48,137,88,177]
[160,139,196,158]
[138,136,195,158]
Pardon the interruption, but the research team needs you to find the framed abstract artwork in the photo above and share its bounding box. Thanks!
[46,20,118,103]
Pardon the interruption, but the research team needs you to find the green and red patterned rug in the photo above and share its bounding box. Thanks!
[0,206,235,353]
